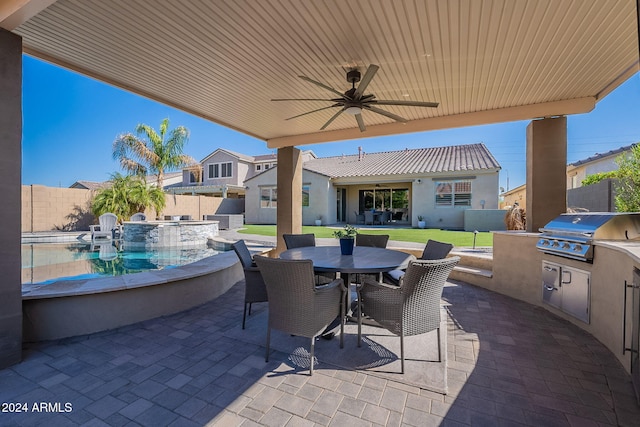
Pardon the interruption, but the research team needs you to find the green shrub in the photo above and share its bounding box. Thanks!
[581,171,617,186]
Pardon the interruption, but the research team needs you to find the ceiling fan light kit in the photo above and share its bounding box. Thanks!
[345,106,362,115]
[272,64,439,132]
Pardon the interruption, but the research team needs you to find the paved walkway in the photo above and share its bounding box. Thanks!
[2,270,639,426]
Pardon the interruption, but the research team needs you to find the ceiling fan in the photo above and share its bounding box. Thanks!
[271,64,439,132]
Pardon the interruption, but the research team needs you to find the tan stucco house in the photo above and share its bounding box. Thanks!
[244,144,501,229]
[566,144,635,189]
[500,184,527,209]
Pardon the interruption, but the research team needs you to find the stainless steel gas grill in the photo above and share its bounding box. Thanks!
[536,213,640,262]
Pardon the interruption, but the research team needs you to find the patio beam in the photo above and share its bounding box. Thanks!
[265,97,595,149]
[0,0,56,31]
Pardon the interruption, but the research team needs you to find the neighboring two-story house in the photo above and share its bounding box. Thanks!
[166,148,315,197]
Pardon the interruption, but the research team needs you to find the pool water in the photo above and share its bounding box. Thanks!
[22,242,222,285]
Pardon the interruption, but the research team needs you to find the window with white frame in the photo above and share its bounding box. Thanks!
[260,187,277,208]
[189,171,199,183]
[435,180,472,207]
[208,162,233,178]
[255,164,262,172]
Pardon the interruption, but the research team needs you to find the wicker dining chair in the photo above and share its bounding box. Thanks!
[254,256,345,375]
[357,257,460,373]
[356,233,389,248]
[282,233,317,249]
[283,233,334,284]
[231,240,268,329]
[384,239,454,286]
[355,233,390,282]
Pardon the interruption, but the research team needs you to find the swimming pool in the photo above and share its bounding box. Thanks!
[22,242,222,285]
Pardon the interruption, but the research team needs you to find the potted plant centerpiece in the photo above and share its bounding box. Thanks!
[417,215,426,229]
[333,224,358,255]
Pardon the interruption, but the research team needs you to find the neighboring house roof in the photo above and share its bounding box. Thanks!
[199,148,255,163]
[304,143,500,178]
[253,153,277,162]
[69,180,109,190]
[568,144,636,167]
[70,171,185,190]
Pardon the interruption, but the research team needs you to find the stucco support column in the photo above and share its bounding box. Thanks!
[0,29,23,368]
[276,146,302,253]
[526,116,567,232]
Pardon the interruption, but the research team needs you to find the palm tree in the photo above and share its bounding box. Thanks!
[112,118,199,188]
[92,173,166,222]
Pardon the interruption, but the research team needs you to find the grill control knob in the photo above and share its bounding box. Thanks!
[574,244,582,252]
[551,240,560,248]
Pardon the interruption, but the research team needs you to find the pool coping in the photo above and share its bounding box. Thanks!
[22,251,238,299]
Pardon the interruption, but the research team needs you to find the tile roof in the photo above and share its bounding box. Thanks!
[304,143,500,178]
[569,143,636,167]
[69,180,109,190]
[253,153,277,161]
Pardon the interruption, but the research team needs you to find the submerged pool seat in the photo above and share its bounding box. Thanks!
[90,213,120,241]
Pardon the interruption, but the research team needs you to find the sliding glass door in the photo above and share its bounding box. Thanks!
[358,188,409,221]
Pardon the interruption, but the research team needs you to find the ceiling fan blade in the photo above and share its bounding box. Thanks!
[353,64,379,100]
[320,108,346,130]
[372,99,439,108]
[285,104,340,121]
[272,98,341,102]
[355,114,366,132]
[298,75,346,98]
[363,105,408,123]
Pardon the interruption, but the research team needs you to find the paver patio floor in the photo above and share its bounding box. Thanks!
[2,277,639,426]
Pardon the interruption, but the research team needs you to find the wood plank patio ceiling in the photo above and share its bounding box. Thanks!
[3,0,639,148]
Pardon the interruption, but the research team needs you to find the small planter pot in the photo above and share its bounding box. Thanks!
[418,220,426,229]
[339,238,355,255]
[315,219,322,226]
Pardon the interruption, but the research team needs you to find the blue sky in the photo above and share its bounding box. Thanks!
[22,55,640,190]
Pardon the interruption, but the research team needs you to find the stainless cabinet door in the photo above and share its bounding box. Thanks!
[560,266,590,324]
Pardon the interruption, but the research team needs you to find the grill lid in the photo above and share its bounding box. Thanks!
[539,212,640,240]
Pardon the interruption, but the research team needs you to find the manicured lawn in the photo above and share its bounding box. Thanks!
[238,224,493,247]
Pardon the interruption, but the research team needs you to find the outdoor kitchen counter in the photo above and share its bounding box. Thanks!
[595,240,640,264]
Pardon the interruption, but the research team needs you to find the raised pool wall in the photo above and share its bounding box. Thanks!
[22,251,244,342]
[122,220,219,248]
